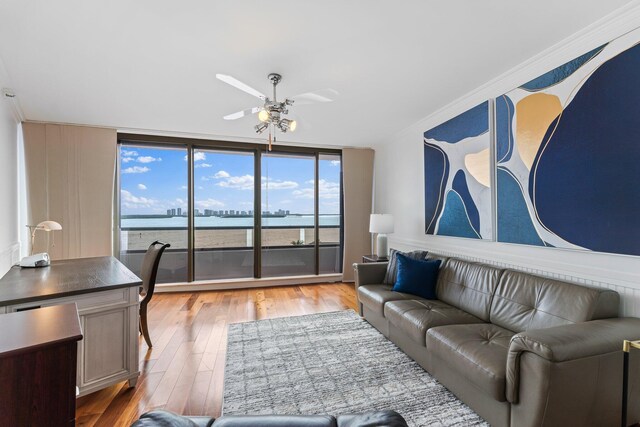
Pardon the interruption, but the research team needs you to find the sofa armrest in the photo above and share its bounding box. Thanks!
[506,317,640,403]
[353,262,388,289]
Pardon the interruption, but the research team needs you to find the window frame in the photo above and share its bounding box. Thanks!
[116,133,343,282]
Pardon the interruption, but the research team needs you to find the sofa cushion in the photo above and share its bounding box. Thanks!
[383,249,429,285]
[132,410,214,427]
[213,416,337,427]
[490,269,620,333]
[337,411,408,427]
[357,284,416,316]
[392,255,441,299]
[384,299,484,345]
[426,323,514,402]
[435,258,504,321]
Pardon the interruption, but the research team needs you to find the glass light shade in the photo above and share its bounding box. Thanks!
[258,109,270,122]
[289,120,297,132]
[369,214,394,234]
[36,220,62,231]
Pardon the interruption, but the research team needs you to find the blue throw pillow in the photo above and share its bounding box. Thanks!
[392,254,441,299]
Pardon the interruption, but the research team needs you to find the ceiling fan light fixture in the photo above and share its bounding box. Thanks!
[258,109,270,122]
[278,118,296,133]
[255,122,269,134]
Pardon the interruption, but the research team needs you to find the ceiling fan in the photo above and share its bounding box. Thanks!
[216,73,338,150]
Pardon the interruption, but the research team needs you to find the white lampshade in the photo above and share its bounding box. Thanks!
[36,221,62,231]
[369,214,394,234]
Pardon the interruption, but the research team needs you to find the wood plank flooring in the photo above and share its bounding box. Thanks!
[75,283,357,427]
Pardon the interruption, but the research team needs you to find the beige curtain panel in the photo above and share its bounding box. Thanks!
[341,148,374,282]
[22,123,116,259]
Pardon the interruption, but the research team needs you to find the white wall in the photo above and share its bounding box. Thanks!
[373,3,640,316]
[0,90,20,276]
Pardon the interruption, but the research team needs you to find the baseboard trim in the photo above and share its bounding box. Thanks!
[155,273,344,293]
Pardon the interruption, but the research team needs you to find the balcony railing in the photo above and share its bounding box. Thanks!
[119,225,342,283]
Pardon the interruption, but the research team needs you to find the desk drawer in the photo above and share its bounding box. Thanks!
[4,287,136,313]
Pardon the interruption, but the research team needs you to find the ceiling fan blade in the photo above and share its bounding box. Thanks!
[223,107,260,121]
[292,89,339,105]
[216,74,266,100]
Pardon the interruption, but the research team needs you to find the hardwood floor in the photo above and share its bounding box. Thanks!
[75,283,357,427]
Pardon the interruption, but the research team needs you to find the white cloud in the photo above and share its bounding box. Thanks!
[122,150,138,157]
[195,198,225,209]
[214,174,299,191]
[330,160,341,167]
[180,185,188,190]
[122,157,135,163]
[186,152,207,162]
[122,166,150,174]
[137,156,161,163]
[195,163,212,169]
[137,184,147,190]
[318,179,340,198]
[265,179,298,190]
[292,188,314,199]
[120,189,157,209]
[294,179,339,199]
[218,174,255,190]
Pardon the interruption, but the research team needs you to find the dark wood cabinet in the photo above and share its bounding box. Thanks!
[0,304,82,426]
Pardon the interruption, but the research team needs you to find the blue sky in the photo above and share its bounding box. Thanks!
[119,145,341,215]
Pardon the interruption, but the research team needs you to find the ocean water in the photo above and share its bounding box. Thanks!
[121,214,340,228]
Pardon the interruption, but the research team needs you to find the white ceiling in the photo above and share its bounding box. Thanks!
[0,1,633,147]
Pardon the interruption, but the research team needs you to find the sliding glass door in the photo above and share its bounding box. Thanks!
[318,154,343,274]
[193,149,255,280]
[261,152,316,277]
[117,135,343,284]
[118,144,188,283]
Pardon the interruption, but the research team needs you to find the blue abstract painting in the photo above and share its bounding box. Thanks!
[496,30,640,256]
[424,101,491,239]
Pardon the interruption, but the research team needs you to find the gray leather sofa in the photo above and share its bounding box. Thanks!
[132,410,408,427]
[355,255,640,427]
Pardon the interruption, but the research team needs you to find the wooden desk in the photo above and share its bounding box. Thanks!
[0,304,82,426]
[0,256,141,397]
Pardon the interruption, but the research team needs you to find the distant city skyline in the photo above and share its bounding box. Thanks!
[119,146,341,217]
[161,208,292,217]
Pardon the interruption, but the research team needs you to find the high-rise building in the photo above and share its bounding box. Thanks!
[167,209,171,216]
[194,209,200,216]
[171,208,176,216]
[177,208,182,216]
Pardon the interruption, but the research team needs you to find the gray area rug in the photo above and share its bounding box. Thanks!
[223,310,488,426]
